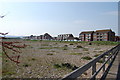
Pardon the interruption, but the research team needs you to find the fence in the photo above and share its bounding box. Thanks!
[62,44,120,80]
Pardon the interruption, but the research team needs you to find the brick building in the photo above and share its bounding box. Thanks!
[115,36,120,42]
[93,29,115,41]
[79,29,115,41]
[79,31,94,41]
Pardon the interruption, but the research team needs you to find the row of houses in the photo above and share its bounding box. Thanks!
[23,29,120,42]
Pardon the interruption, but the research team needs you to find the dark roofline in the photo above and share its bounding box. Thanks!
[80,31,94,34]
[95,29,112,32]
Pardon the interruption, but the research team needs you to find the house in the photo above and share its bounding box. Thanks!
[23,33,53,40]
[57,34,74,41]
[42,33,53,40]
[93,29,115,41]
[79,31,94,41]
[37,33,53,40]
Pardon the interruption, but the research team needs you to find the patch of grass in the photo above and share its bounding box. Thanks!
[81,56,92,60]
[98,60,104,63]
[39,47,68,50]
[23,63,31,67]
[30,46,33,48]
[47,53,54,55]
[83,48,89,51]
[53,63,78,71]
[64,45,68,47]
[99,51,104,53]
[30,40,38,41]
[50,50,55,52]
[0,53,2,56]
[69,43,74,45]
[41,44,49,46]
[76,45,83,48]
[31,58,36,61]
[94,54,100,57]
[54,64,61,68]
[68,53,82,55]
[88,43,92,45]
[95,48,101,50]
[85,52,90,54]
[3,71,15,76]
[91,41,120,45]
[39,47,53,49]
[63,47,68,50]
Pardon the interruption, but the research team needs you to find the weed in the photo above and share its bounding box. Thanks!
[98,60,103,63]
[88,43,92,45]
[54,64,61,68]
[53,63,78,71]
[31,58,36,61]
[47,53,54,55]
[83,48,89,51]
[63,47,68,50]
[23,63,31,67]
[95,48,101,50]
[69,43,74,45]
[94,54,100,57]
[41,44,49,46]
[68,53,82,55]
[81,56,92,60]
[64,45,68,47]
[3,71,15,76]
[76,45,83,48]
[39,47,53,49]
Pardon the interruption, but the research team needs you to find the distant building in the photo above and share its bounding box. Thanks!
[79,31,94,41]
[93,29,115,41]
[57,34,74,41]
[115,36,120,42]
[42,33,53,40]
[23,33,53,40]
[79,29,115,41]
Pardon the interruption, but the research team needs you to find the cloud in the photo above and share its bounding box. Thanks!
[102,11,118,16]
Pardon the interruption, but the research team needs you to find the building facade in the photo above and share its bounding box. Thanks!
[23,33,53,40]
[57,34,74,41]
[79,31,94,41]
[115,36,120,42]
[93,29,115,41]
[79,29,115,41]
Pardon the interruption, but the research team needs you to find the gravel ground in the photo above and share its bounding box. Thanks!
[2,40,116,78]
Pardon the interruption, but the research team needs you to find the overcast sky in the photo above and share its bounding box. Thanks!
[0,2,118,37]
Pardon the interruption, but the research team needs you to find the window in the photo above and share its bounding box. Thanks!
[100,39,102,41]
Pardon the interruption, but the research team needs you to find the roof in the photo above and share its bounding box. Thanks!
[80,31,94,34]
[95,29,112,32]
[58,34,73,35]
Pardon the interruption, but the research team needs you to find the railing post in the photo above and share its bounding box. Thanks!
[108,52,111,64]
[103,56,105,73]
[92,63,96,80]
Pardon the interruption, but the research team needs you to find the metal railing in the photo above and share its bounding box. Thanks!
[62,44,120,80]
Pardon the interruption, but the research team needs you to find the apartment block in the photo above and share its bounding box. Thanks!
[79,29,115,41]
[115,36,120,42]
[93,29,115,41]
[79,31,94,41]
